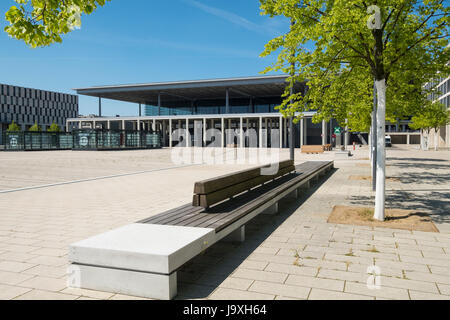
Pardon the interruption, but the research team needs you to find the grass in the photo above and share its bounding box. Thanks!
[345,248,355,257]
[366,246,380,253]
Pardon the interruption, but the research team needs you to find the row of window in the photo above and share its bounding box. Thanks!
[144,104,281,116]
[0,104,77,118]
[0,96,77,111]
[0,84,78,104]
[0,113,64,126]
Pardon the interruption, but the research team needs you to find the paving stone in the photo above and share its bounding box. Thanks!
[17,276,67,292]
[209,288,275,300]
[409,291,450,300]
[318,268,366,283]
[437,283,450,296]
[0,271,35,286]
[404,271,450,285]
[218,277,254,291]
[308,288,374,300]
[285,274,344,291]
[231,269,288,284]
[61,287,115,299]
[344,281,410,300]
[0,284,32,300]
[249,281,310,299]
[14,289,78,300]
[264,263,318,277]
[0,261,36,273]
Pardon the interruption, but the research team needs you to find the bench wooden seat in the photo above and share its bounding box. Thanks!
[69,160,334,300]
[140,161,331,233]
[301,145,325,154]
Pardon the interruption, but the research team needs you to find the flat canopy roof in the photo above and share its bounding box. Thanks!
[74,75,305,105]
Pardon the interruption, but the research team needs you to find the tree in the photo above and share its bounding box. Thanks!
[260,0,449,221]
[47,122,61,132]
[29,122,41,132]
[7,121,21,132]
[410,102,450,151]
[5,0,110,48]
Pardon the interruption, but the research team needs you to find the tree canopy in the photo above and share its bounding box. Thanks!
[7,121,21,132]
[29,122,41,132]
[410,101,450,133]
[5,0,110,48]
[47,122,61,132]
[260,0,449,131]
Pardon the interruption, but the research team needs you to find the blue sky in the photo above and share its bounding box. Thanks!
[0,0,288,116]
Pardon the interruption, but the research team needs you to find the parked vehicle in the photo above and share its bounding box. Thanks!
[385,135,392,147]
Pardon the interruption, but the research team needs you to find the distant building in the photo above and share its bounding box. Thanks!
[424,73,450,148]
[0,83,78,144]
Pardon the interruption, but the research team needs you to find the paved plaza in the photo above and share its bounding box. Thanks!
[0,146,449,300]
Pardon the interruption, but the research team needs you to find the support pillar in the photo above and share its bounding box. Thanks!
[300,118,304,147]
[322,120,327,145]
[169,119,172,148]
[221,118,225,148]
[203,118,207,147]
[286,189,298,199]
[239,117,244,148]
[259,117,263,148]
[225,89,230,114]
[407,133,410,145]
[162,121,167,147]
[186,119,190,147]
[98,97,102,117]
[222,226,245,243]
[262,203,278,215]
[158,93,161,116]
[303,118,308,145]
[280,116,283,149]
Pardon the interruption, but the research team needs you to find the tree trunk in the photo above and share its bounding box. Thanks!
[374,79,386,222]
[435,128,439,151]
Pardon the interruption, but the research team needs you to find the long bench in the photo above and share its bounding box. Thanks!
[69,160,334,299]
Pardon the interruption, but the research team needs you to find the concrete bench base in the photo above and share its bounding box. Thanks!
[72,263,177,300]
[69,224,215,300]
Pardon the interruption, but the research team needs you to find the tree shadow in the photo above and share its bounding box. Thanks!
[387,157,448,162]
[175,168,338,299]
[347,190,450,224]
[389,171,450,185]
[388,162,450,170]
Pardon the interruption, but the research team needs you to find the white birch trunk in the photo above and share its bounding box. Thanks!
[374,79,386,221]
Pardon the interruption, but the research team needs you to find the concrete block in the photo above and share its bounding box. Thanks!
[71,264,177,300]
[69,223,215,274]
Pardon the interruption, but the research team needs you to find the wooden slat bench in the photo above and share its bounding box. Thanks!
[69,160,334,300]
[301,145,325,154]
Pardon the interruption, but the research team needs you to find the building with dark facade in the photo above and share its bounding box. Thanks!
[0,83,78,144]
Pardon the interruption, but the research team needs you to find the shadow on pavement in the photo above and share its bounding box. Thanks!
[175,168,338,299]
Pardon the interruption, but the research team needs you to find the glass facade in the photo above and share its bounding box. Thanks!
[144,100,282,116]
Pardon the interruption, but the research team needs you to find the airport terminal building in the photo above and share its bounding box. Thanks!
[68,75,339,148]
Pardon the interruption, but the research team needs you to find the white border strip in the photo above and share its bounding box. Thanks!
[0,164,200,195]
